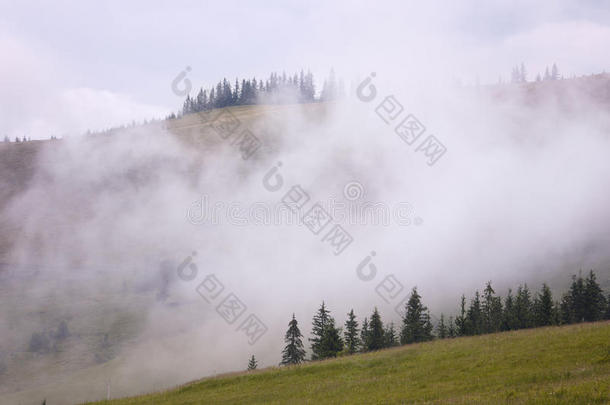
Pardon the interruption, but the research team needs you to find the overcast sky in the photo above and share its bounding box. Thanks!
[1,0,609,139]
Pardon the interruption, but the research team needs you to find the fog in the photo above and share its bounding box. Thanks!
[1,1,610,404]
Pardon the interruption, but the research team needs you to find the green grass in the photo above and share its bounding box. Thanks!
[89,321,610,404]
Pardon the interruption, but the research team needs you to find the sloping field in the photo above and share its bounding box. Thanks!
[90,322,610,405]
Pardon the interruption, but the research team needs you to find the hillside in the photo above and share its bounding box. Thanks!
[1,79,610,405]
[88,322,610,405]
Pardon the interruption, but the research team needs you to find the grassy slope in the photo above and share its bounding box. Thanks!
[91,322,610,405]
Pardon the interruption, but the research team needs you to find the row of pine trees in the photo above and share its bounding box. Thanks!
[182,70,343,116]
[269,270,609,367]
[510,63,561,83]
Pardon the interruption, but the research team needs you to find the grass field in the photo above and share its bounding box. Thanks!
[88,321,610,404]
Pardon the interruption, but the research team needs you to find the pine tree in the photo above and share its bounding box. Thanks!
[423,310,433,339]
[247,355,257,370]
[533,283,554,326]
[437,314,447,339]
[233,78,240,105]
[367,307,385,351]
[196,88,206,112]
[563,273,586,323]
[455,294,467,336]
[511,66,520,83]
[544,66,551,81]
[281,314,306,365]
[360,317,370,352]
[502,288,517,331]
[318,318,343,359]
[481,280,494,333]
[182,95,193,115]
[520,63,527,82]
[208,88,215,108]
[466,291,482,335]
[400,287,433,344]
[551,63,559,80]
[344,309,360,354]
[447,316,456,338]
[515,284,532,329]
[584,270,606,322]
[310,302,331,360]
[384,322,399,347]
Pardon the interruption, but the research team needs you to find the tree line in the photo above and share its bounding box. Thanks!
[182,69,343,116]
[268,270,610,367]
[509,63,561,83]
[3,136,33,143]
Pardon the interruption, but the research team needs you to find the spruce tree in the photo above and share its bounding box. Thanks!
[455,294,467,336]
[400,287,432,344]
[482,282,502,333]
[247,355,257,370]
[384,322,399,347]
[515,284,532,329]
[565,273,586,323]
[551,63,559,80]
[584,270,606,322]
[344,309,360,354]
[466,291,482,335]
[360,317,370,352]
[318,318,343,359]
[281,314,306,365]
[447,316,456,338]
[367,307,385,351]
[310,302,331,360]
[544,66,551,80]
[502,288,517,330]
[437,314,447,339]
[533,283,554,326]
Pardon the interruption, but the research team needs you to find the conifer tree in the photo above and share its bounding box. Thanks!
[584,270,607,322]
[533,283,554,326]
[520,63,527,82]
[503,289,518,330]
[233,78,240,105]
[437,313,447,339]
[447,316,456,338]
[318,318,343,359]
[515,284,532,329]
[466,291,483,334]
[400,287,432,344]
[551,63,559,80]
[563,273,586,323]
[281,314,306,365]
[367,307,385,351]
[310,302,331,360]
[360,317,370,352]
[344,309,360,354]
[384,322,399,347]
[247,355,257,370]
[544,66,551,80]
[482,282,502,333]
[455,294,467,336]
